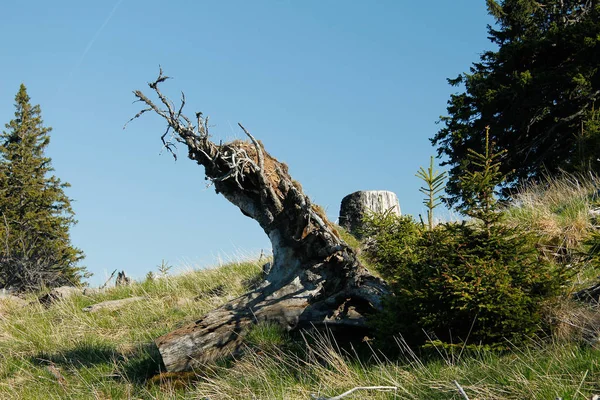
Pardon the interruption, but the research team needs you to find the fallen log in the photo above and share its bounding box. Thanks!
[130,69,390,372]
[573,281,600,303]
[82,296,146,313]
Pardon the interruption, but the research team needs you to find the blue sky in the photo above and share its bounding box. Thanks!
[1,1,494,284]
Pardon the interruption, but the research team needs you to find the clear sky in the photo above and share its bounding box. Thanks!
[1,1,494,285]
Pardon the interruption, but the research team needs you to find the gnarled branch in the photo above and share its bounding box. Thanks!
[128,69,389,371]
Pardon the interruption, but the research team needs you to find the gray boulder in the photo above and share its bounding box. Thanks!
[339,190,401,237]
[38,286,83,305]
[0,293,29,308]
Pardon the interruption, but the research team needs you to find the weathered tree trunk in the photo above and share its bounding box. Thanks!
[130,70,390,372]
[339,190,401,238]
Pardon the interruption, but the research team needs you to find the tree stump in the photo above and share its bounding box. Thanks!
[339,191,401,238]
[130,70,390,372]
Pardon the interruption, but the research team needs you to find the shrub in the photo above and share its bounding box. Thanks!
[360,211,422,282]
[367,130,568,348]
[365,214,566,348]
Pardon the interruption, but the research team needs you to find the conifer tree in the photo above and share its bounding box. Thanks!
[0,84,85,291]
[433,0,600,204]
[416,156,446,231]
[456,126,507,234]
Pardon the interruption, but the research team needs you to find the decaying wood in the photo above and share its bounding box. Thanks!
[311,386,398,400]
[129,69,390,372]
[115,270,131,286]
[100,269,117,289]
[573,281,600,303]
[82,296,145,313]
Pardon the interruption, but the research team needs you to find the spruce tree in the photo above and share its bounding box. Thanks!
[369,127,565,348]
[416,156,446,231]
[0,84,85,291]
[456,126,507,234]
[433,0,600,204]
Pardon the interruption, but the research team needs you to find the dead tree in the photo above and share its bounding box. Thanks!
[129,69,390,372]
[115,270,131,286]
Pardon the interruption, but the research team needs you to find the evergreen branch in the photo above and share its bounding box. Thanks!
[416,156,447,230]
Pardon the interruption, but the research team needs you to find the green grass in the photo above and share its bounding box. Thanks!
[1,173,600,399]
[0,260,263,399]
[245,321,290,351]
[505,173,600,290]
[505,174,597,252]
[0,258,599,399]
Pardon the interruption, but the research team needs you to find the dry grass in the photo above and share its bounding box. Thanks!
[506,172,598,247]
[547,298,600,345]
[505,173,599,286]
[0,259,263,399]
[2,173,600,399]
[0,256,598,399]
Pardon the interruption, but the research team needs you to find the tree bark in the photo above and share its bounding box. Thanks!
[81,296,145,313]
[130,70,390,372]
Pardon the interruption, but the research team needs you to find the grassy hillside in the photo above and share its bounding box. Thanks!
[1,264,599,399]
[1,175,600,399]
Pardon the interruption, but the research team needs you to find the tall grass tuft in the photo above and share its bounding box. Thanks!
[505,172,599,282]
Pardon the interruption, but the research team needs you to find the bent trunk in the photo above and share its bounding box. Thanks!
[131,70,389,372]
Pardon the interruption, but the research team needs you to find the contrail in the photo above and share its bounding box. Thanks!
[73,0,124,72]
[56,0,124,97]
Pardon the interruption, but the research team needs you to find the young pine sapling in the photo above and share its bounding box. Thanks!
[416,156,447,230]
[457,126,507,234]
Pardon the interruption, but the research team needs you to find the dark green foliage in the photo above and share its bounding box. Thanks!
[584,200,600,269]
[585,228,600,268]
[416,156,447,230]
[575,106,600,173]
[361,211,422,279]
[0,84,85,291]
[457,126,507,232]
[433,0,600,205]
[366,215,565,348]
[367,146,567,347]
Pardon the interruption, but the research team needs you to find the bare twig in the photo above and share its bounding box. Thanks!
[453,380,470,400]
[311,386,397,400]
[204,115,210,137]
[123,107,153,129]
[238,123,283,211]
[574,370,589,399]
[238,123,264,173]
[99,269,117,290]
